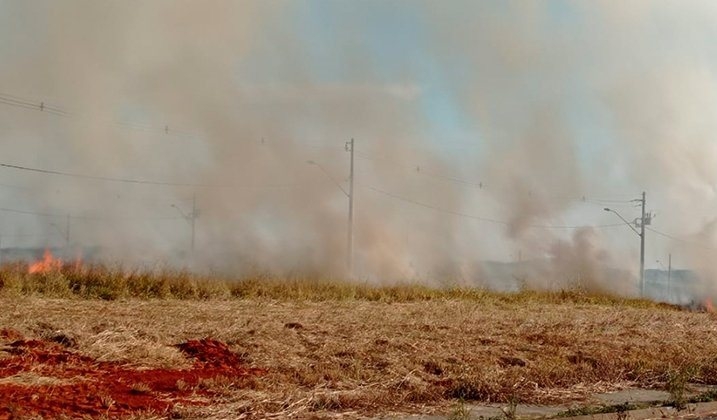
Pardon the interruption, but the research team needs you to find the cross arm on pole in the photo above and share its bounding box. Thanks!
[171,204,192,224]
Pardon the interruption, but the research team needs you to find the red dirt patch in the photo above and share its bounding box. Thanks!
[0,334,265,419]
[0,328,23,341]
[176,338,245,368]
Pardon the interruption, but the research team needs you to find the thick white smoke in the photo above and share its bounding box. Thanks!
[0,1,715,296]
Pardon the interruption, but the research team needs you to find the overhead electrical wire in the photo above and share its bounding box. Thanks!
[0,162,219,187]
[0,90,648,203]
[364,185,629,230]
[364,185,508,225]
[0,91,192,138]
[0,206,182,222]
[0,93,68,116]
[0,90,652,234]
[354,150,485,188]
[646,226,717,251]
[0,162,301,190]
[0,90,647,205]
[354,150,639,205]
[0,232,50,238]
[0,98,38,112]
[0,207,61,217]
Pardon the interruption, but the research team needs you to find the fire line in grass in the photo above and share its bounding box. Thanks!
[27,249,82,274]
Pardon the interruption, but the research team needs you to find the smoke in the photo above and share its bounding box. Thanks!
[0,1,716,295]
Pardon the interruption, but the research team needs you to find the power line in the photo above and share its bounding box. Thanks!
[646,226,717,251]
[0,162,212,187]
[364,185,507,225]
[0,161,300,190]
[0,92,64,110]
[354,150,638,205]
[364,185,628,230]
[0,91,192,138]
[0,178,210,205]
[587,198,636,204]
[0,98,37,112]
[0,206,181,222]
[0,207,62,217]
[355,151,485,188]
[0,232,49,238]
[0,93,68,116]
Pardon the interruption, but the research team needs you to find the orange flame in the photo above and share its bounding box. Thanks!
[705,299,714,313]
[28,249,63,274]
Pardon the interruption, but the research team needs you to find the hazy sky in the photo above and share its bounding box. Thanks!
[1,1,717,289]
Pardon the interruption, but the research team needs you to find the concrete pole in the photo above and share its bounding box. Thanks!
[191,193,196,252]
[639,191,646,297]
[347,138,354,275]
[667,253,672,300]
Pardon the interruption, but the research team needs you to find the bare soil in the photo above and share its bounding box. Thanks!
[0,329,264,419]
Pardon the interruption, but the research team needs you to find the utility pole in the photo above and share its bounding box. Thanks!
[65,214,71,245]
[191,194,196,252]
[604,191,650,297]
[667,253,672,300]
[639,191,646,296]
[306,146,354,275]
[346,138,354,275]
[50,215,71,248]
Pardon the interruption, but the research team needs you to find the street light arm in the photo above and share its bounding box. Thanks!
[171,204,191,223]
[604,208,641,236]
[307,160,349,198]
[49,222,66,241]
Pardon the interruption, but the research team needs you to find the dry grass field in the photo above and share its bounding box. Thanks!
[2,265,717,418]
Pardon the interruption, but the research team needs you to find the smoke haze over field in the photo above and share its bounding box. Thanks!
[1,1,717,295]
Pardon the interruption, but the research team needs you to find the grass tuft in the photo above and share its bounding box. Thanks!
[0,263,674,309]
[666,364,699,409]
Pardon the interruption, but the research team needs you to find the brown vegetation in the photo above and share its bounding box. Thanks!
[1,266,715,418]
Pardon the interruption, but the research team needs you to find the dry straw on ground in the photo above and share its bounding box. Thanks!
[1,267,716,419]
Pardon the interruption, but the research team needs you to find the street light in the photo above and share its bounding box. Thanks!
[657,254,672,302]
[306,160,349,197]
[171,194,198,252]
[49,214,71,246]
[604,207,645,296]
[604,208,640,236]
